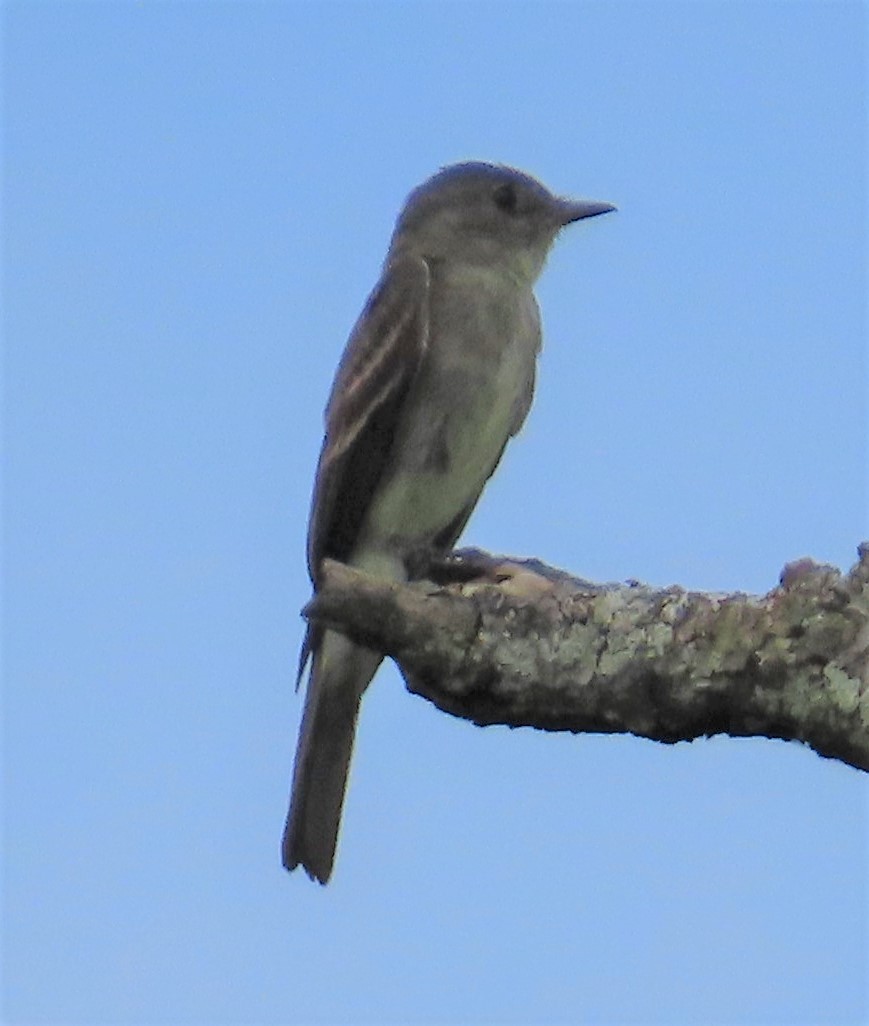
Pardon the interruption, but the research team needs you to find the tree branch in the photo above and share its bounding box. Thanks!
[303,545,869,772]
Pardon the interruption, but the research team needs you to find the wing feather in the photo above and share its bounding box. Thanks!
[306,255,430,582]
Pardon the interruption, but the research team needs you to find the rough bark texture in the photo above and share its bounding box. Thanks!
[303,544,869,772]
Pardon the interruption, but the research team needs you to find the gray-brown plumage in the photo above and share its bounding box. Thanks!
[282,162,614,883]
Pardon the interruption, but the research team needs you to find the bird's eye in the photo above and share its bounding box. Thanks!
[493,183,519,214]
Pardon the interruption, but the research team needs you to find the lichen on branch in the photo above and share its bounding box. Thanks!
[303,545,869,771]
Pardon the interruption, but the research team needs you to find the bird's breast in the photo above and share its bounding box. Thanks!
[352,267,540,557]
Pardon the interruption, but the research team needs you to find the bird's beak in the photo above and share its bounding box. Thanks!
[558,198,617,225]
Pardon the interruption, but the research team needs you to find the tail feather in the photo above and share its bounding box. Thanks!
[282,630,382,883]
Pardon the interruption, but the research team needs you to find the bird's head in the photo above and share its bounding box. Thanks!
[388,162,615,283]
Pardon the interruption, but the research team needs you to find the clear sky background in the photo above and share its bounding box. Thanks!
[3,2,867,1024]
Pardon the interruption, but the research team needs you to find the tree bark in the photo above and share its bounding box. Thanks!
[302,544,869,772]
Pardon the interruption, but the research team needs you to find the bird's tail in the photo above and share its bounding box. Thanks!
[282,629,382,883]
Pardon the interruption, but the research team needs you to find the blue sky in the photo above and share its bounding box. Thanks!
[3,2,867,1023]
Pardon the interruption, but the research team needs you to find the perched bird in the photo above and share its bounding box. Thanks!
[282,162,615,883]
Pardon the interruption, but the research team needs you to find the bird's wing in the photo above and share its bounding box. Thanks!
[296,255,429,685]
[307,253,431,583]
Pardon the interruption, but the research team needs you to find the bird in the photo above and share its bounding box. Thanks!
[282,161,615,883]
